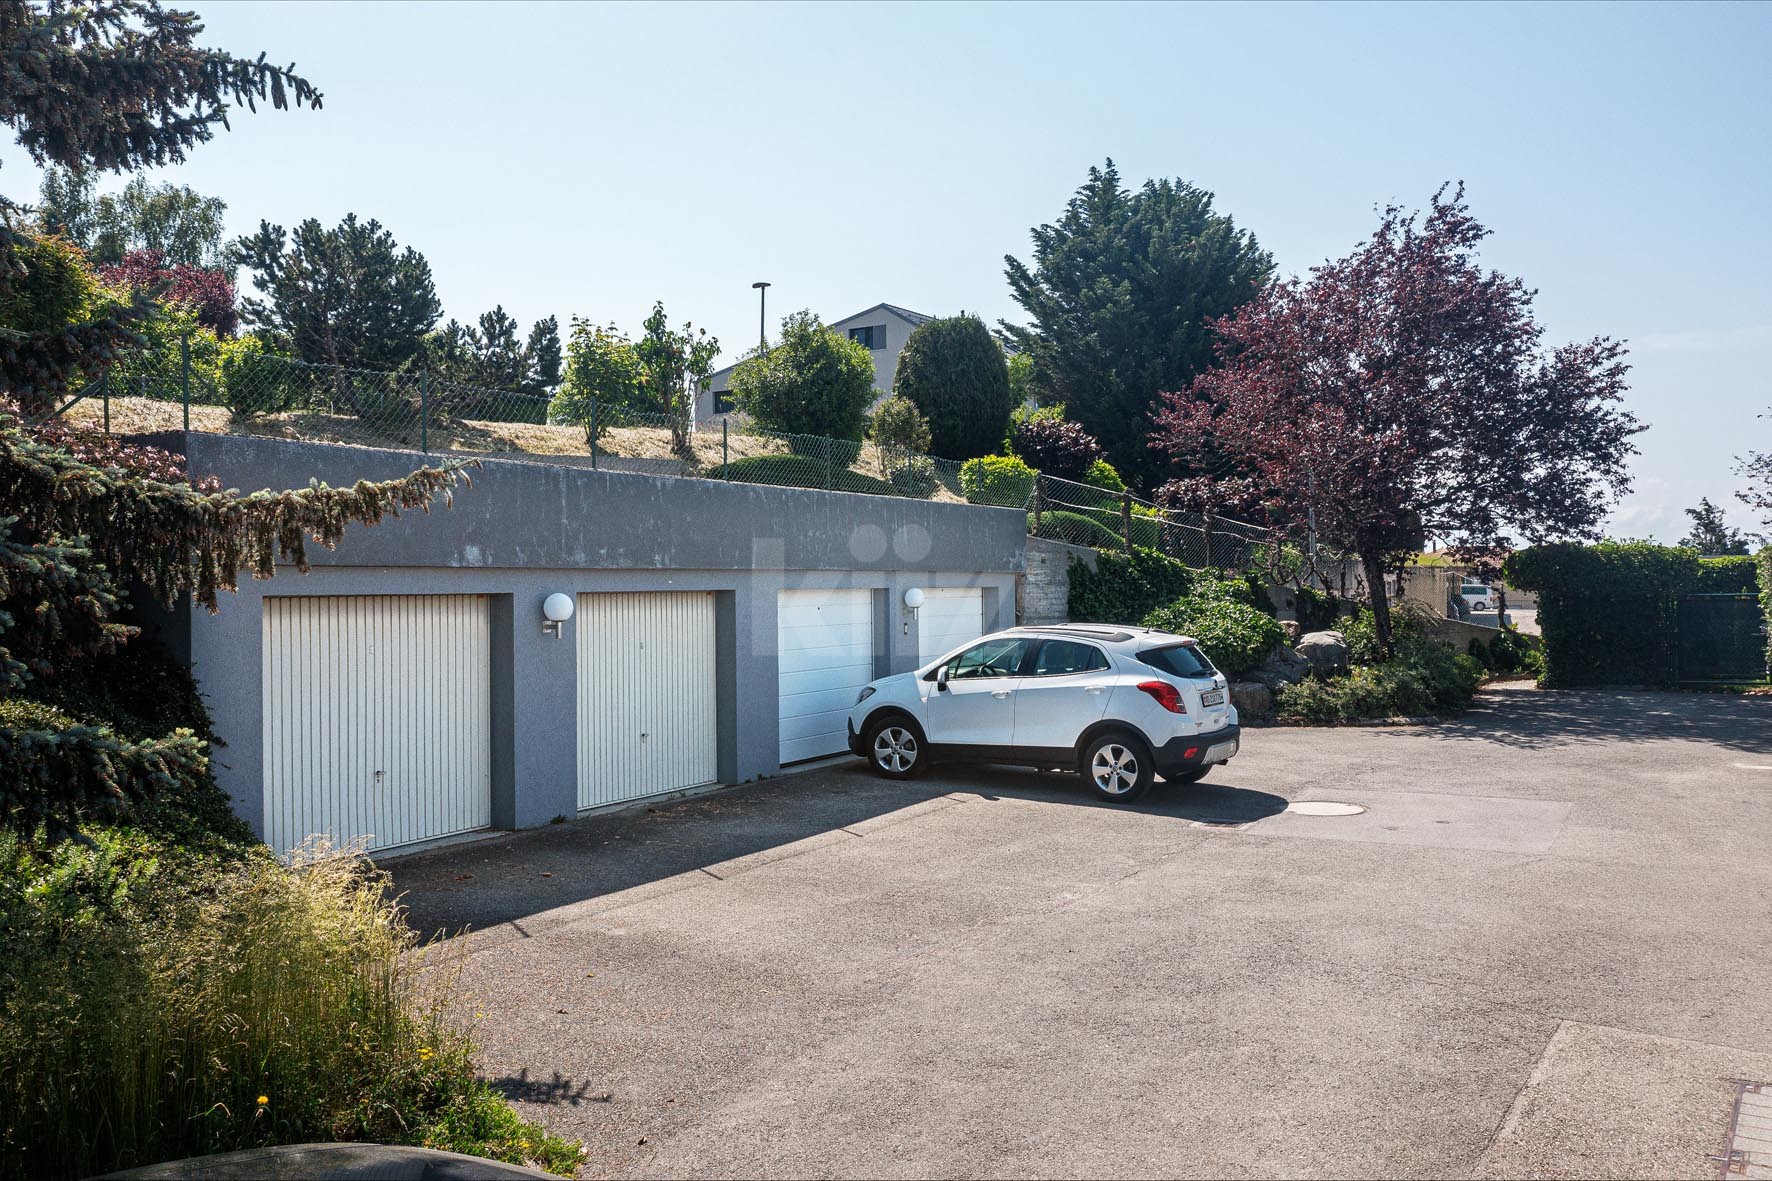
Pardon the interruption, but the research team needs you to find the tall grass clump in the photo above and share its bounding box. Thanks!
[0,837,582,1180]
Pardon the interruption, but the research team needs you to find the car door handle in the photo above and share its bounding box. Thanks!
[991,690,1011,699]
[1085,686,1104,694]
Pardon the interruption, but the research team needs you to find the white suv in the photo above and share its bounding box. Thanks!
[845,624,1241,802]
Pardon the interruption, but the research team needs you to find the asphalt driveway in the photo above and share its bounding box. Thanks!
[392,685,1772,1179]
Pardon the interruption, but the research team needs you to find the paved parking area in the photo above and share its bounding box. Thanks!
[393,685,1772,1179]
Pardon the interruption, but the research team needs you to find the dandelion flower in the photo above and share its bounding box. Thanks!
[256,1096,269,1107]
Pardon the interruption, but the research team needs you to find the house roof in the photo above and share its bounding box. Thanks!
[705,301,934,387]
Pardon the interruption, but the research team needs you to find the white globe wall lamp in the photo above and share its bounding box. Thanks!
[542,592,575,639]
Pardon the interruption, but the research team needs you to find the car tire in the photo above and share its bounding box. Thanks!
[1166,767,1211,785]
[1079,731,1153,803]
[864,715,926,779]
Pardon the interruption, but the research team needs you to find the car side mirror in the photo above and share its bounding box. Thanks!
[935,665,950,690]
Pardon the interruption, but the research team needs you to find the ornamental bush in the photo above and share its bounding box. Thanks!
[868,394,932,455]
[1142,593,1283,680]
[959,454,1035,507]
[894,314,1013,459]
[1011,415,1102,480]
[1081,459,1126,494]
[1068,547,1198,624]
[1759,548,1772,669]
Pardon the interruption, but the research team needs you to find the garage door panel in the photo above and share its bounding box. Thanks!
[263,595,492,856]
[577,591,718,810]
[778,588,876,764]
[918,587,985,664]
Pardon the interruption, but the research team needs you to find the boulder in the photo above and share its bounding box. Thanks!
[1229,680,1275,720]
[1280,620,1302,644]
[1252,643,1311,690]
[1295,629,1350,676]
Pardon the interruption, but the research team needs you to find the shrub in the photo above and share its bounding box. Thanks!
[1293,584,1342,633]
[1473,628,1544,677]
[1010,416,1102,479]
[1142,594,1284,680]
[1081,459,1126,494]
[959,454,1036,507]
[886,454,938,498]
[1030,509,1122,549]
[894,314,1014,459]
[220,337,306,416]
[1276,642,1482,722]
[784,432,864,467]
[868,394,931,456]
[709,453,900,497]
[0,836,581,1180]
[1068,547,1197,623]
[728,310,875,443]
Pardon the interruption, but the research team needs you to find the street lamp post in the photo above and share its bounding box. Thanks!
[751,281,770,349]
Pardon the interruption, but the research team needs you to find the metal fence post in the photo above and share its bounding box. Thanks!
[1031,475,1043,536]
[180,331,191,431]
[102,371,111,433]
[419,370,429,454]
[589,400,598,470]
[1120,491,1133,555]
[722,419,729,474]
[1203,508,1216,570]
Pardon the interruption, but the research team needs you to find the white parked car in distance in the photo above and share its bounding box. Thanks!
[846,624,1241,802]
[1460,583,1494,612]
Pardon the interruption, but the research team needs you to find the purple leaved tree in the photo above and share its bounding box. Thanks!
[1149,185,1642,655]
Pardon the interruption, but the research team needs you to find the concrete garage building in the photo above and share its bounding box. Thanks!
[138,433,1025,856]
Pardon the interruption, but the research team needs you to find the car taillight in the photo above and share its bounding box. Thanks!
[1136,680,1186,714]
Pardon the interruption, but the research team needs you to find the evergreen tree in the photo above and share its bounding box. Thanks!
[893,314,1013,460]
[1003,160,1272,487]
[1678,497,1751,555]
[234,213,441,372]
[0,0,319,412]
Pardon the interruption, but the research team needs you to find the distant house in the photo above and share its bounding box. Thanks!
[695,302,933,422]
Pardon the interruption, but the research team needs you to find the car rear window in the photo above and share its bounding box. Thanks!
[1138,643,1216,678]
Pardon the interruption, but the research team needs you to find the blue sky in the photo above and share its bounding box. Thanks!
[8,0,1769,541]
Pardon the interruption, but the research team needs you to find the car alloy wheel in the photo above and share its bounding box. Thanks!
[872,725,919,774]
[1090,743,1140,796]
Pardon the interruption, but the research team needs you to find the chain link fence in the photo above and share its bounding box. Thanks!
[56,345,1274,567]
[1028,472,1273,569]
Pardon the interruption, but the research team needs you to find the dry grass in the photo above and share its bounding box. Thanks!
[64,397,967,501]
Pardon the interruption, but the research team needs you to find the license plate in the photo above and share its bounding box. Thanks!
[1200,688,1225,707]
[1204,739,1239,763]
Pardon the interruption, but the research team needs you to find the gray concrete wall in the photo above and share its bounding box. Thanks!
[137,433,1024,844]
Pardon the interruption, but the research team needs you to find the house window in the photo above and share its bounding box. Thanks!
[848,325,886,350]
[714,390,735,414]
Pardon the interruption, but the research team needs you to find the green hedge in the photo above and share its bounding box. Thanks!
[1505,542,1700,687]
[1030,509,1122,549]
[707,454,902,497]
[1761,548,1772,669]
[1068,548,1198,624]
[1696,554,1760,593]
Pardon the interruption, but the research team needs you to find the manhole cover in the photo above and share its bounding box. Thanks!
[1286,801,1366,817]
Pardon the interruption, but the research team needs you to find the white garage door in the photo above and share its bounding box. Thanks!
[578,591,718,810]
[918,587,986,665]
[262,595,492,856]
[778,588,875,764]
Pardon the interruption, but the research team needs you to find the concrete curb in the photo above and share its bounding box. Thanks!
[99,1142,559,1180]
